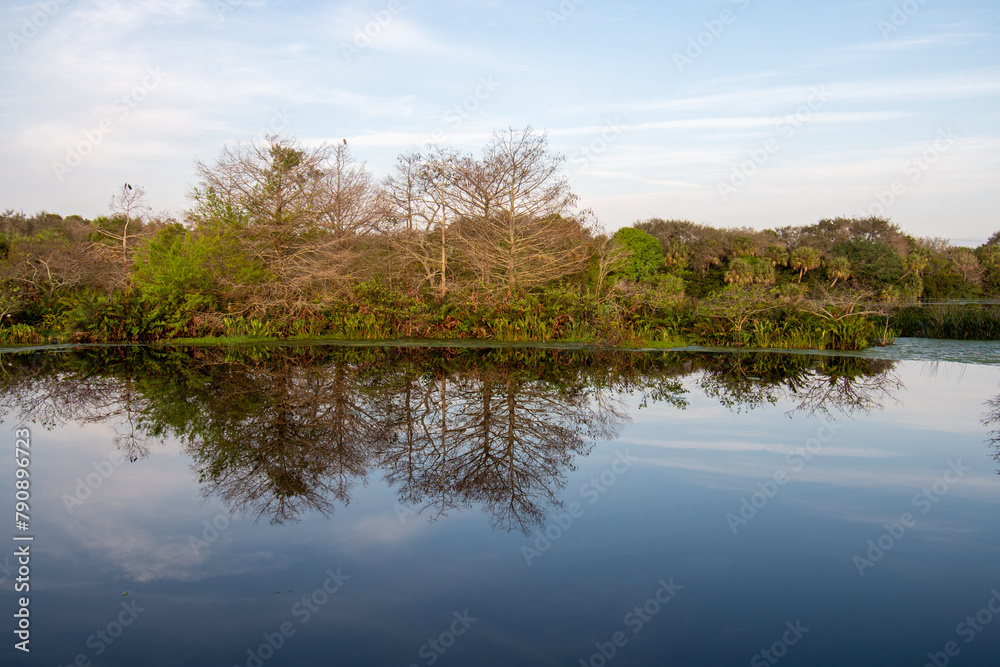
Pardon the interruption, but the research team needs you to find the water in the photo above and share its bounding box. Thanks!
[1,342,999,666]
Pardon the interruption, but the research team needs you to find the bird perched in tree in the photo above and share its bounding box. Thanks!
[343,139,347,145]
[124,182,132,191]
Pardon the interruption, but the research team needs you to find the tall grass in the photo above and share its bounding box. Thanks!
[892,303,1000,340]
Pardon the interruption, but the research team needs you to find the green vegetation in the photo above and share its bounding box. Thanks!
[2,130,998,350]
[891,303,1000,340]
[611,227,664,281]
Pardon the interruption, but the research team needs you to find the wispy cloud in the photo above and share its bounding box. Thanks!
[57,0,206,34]
[329,9,483,62]
[841,31,988,54]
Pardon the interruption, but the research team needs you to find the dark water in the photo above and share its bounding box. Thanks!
[1,344,999,666]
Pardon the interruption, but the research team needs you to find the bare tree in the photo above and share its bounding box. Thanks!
[446,127,593,295]
[103,183,151,264]
[384,148,457,294]
[188,135,383,309]
[591,232,633,300]
[950,247,982,286]
[317,141,386,237]
[377,354,627,532]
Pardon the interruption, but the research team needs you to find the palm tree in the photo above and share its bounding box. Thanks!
[901,251,928,279]
[730,235,756,257]
[752,259,775,285]
[765,244,788,267]
[725,257,754,285]
[827,256,851,287]
[790,246,821,283]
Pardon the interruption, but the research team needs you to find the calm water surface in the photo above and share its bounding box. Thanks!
[1,343,999,666]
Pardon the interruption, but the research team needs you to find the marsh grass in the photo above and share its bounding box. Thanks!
[892,303,1000,340]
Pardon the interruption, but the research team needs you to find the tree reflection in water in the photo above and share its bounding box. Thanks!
[981,391,1000,473]
[378,357,630,530]
[0,345,903,531]
[696,353,903,416]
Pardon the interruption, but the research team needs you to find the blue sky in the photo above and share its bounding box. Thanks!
[1,0,998,244]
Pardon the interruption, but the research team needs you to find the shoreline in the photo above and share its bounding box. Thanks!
[4,336,1000,367]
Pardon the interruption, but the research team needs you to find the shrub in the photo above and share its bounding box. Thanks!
[612,228,664,281]
[0,323,43,345]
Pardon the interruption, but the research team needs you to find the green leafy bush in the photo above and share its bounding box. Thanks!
[612,228,664,281]
[0,323,43,345]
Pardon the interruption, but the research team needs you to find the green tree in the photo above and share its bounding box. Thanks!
[726,257,774,285]
[835,239,905,291]
[633,217,726,276]
[724,257,753,285]
[976,245,1000,294]
[765,244,788,267]
[730,235,756,257]
[901,250,929,280]
[0,280,21,320]
[612,227,663,281]
[783,216,909,256]
[751,258,775,285]
[661,238,688,271]
[826,256,851,287]
[790,246,821,283]
[130,223,219,313]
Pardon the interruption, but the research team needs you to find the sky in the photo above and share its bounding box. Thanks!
[1,0,998,245]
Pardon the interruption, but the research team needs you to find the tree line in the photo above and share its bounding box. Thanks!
[1,128,998,348]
